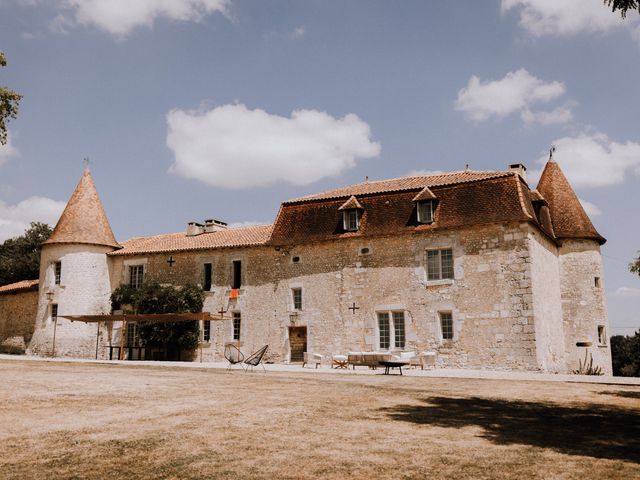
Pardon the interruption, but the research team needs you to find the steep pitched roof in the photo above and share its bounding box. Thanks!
[43,169,120,248]
[285,170,513,203]
[270,174,534,246]
[536,160,605,244]
[108,224,273,256]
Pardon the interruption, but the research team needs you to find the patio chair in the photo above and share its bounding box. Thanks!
[224,343,245,371]
[244,345,269,373]
[303,352,323,368]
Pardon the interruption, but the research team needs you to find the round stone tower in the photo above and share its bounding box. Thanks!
[28,168,120,358]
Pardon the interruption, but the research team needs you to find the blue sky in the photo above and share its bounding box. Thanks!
[0,0,638,334]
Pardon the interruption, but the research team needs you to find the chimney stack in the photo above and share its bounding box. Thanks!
[509,163,527,180]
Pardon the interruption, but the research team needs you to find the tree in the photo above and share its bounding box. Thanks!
[630,253,640,276]
[111,282,204,352]
[610,331,640,376]
[0,222,53,286]
[604,0,640,18]
[0,51,22,145]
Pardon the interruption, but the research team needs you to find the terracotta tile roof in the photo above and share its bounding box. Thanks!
[412,186,437,202]
[284,170,513,203]
[338,196,364,211]
[108,224,273,256]
[536,160,605,244]
[529,189,546,203]
[269,174,534,246]
[43,169,120,249]
[0,279,39,295]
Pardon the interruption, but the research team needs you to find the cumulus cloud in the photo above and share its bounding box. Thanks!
[578,198,601,217]
[502,0,640,44]
[46,0,230,37]
[611,286,640,298]
[0,136,19,166]
[529,132,640,188]
[0,197,66,242]
[455,69,570,125]
[166,104,381,189]
[501,0,629,36]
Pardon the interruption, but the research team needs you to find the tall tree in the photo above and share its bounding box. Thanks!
[0,51,22,145]
[604,0,640,17]
[0,222,53,285]
[630,253,640,275]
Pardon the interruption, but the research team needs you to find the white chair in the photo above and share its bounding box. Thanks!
[303,352,323,368]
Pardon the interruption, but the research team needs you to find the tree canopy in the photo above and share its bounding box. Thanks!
[0,51,22,145]
[604,0,640,17]
[630,253,640,276]
[611,331,640,376]
[0,222,52,286]
[111,282,204,351]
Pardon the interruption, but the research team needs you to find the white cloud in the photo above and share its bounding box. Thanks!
[291,26,305,38]
[49,0,230,37]
[0,197,66,242]
[578,198,601,217]
[611,286,640,298]
[0,136,19,167]
[529,133,640,188]
[455,69,570,125]
[166,104,381,189]
[502,0,629,37]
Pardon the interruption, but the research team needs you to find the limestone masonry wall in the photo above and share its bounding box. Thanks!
[0,289,38,353]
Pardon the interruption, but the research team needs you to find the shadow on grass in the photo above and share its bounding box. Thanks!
[599,390,640,400]
[381,396,640,463]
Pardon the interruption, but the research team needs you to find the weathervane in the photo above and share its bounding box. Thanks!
[549,145,556,161]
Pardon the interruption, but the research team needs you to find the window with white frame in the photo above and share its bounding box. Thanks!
[426,249,454,281]
[417,201,434,224]
[126,323,140,347]
[54,261,62,285]
[232,312,241,341]
[377,311,406,350]
[343,209,359,231]
[129,265,144,289]
[292,288,302,310]
[203,320,211,342]
[440,312,453,341]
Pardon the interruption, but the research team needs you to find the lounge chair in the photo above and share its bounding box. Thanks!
[224,343,245,371]
[244,345,269,372]
[303,352,323,368]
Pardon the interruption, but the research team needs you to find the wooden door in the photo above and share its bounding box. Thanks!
[288,326,307,363]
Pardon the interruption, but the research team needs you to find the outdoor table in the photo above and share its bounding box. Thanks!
[379,360,409,375]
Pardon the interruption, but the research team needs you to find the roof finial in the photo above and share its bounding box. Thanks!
[549,145,556,162]
[365,175,369,182]
[83,157,90,171]
[465,163,469,171]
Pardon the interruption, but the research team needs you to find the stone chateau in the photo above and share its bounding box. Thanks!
[0,158,612,373]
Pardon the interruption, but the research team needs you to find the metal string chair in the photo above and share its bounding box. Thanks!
[243,345,269,373]
[224,343,245,371]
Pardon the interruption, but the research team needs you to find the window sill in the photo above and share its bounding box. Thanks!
[425,279,454,288]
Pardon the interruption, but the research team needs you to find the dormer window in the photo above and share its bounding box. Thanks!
[338,195,364,232]
[417,201,434,224]
[413,187,437,224]
[344,209,359,231]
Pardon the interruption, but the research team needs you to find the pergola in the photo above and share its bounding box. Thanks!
[56,312,228,360]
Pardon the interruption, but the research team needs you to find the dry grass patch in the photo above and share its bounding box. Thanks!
[0,360,638,479]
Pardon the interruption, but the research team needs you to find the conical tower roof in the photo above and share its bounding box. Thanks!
[536,159,605,245]
[43,168,120,249]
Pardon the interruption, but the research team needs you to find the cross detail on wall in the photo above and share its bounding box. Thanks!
[167,256,176,267]
[217,307,227,319]
[349,302,360,314]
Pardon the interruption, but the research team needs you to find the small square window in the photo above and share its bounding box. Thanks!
[232,261,242,289]
[203,263,213,291]
[440,312,453,340]
[292,288,302,310]
[203,320,211,342]
[426,249,454,281]
[129,265,144,289]
[594,277,601,288]
[51,303,58,322]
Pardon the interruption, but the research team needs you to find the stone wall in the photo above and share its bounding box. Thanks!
[0,288,38,353]
[107,222,544,370]
[559,240,612,375]
[28,243,115,359]
[527,228,566,372]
